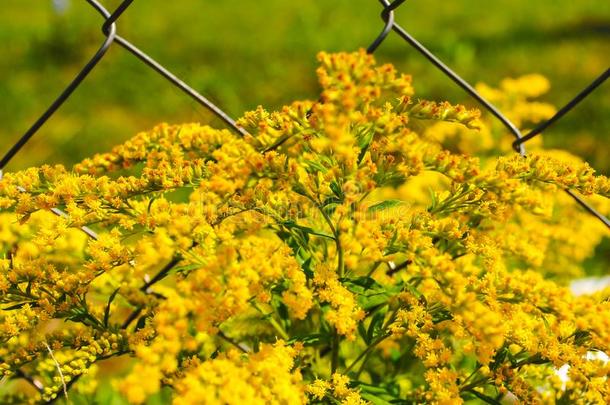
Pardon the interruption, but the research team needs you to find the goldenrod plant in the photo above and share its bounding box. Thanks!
[1,50,609,404]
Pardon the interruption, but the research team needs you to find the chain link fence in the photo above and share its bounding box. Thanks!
[1,0,609,400]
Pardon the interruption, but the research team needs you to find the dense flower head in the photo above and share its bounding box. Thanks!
[1,50,609,404]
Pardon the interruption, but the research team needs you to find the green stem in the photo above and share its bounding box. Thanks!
[460,364,481,387]
[465,389,502,405]
[365,261,382,278]
[268,315,290,340]
[252,302,289,340]
[218,330,249,353]
[459,377,490,392]
[347,308,399,376]
[513,353,547,368]
[299,189,344,278]
[337,241,345,278]
[299,189,346,373]
[344,333,390,374]
[331,330,340,374]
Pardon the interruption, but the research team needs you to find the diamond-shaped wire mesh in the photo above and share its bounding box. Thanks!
[1,0,608,398]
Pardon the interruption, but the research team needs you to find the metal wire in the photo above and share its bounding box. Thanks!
[0,0,245,397]
[369,0,610,229]
[513,68,610,150]
[367,0,405,53]
[101,0,135,34]
[0,0,245,174]
[0,0,116,171]
[1,0,609,399]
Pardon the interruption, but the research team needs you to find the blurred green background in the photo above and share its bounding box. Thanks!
[1,0,609,173]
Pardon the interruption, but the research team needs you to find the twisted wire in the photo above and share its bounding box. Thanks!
[368,0,610,228]
[1,0,609,399]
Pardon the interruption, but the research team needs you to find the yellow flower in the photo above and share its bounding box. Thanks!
[1,50,609,404]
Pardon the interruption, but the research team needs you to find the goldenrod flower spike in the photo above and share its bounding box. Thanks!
[1,51,609,404]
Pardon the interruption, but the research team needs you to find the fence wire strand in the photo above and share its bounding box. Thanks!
[369,0,610,228]
[0,0,247,398]
[1,0,609,399]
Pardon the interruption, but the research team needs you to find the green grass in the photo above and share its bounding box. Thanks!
[1,0,609,172]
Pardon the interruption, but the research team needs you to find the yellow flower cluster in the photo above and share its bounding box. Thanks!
[1,50,609,404]
[477,74,557,131]
[495,153,610,197]
[306,373,368,404]
[314,264,365,340]
[173,342,304,405]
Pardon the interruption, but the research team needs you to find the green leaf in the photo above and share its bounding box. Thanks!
[292,183,308,197]
[506,349,519,367]
[465,389,503,405]
[329,180,344,201]
[304,159,328,173]
[432,309,453,324]
[346,276,403,295]
[360,293,393,310]
[404,282,424,300]
[67,312,87,324]
[345,277,402,310]
[104,287,121,328]
[299,256,314,280]
[147,197,157,214]
[287,333,330,347]
[358,383,393,395]
[368,199,404,212]
[358,322,370,345]
[276,229,301,254]
[356,125,375,149]
[572,330,591,346]
[2,301,37,311]
[428,187,438,211]
[321,201,340,215]
[356,382,399,404]
[374,171,406,188]
[282,220,334,239]
[356,126,375,164]
[360,393,393,405]
[135,315,147,331]
[491,347,508,370]
[276,302,289,321]
[173,264,202,274]
[367,311,386,342]
[347,276,384,291]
